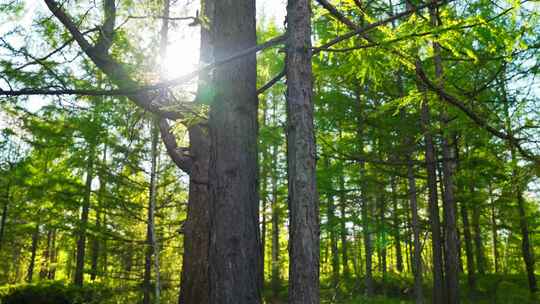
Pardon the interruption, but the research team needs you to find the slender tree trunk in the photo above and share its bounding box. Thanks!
[91,144,106,282]
[48,229,57,280]
[286,1,320,302]
[328,194,339,288]
[208,0,261,301]
[144,120,160,304]
[39,228,52,280]
[407,159,423,304]
[391,177,403,273]
[489,183,500,273]
[74,142,96,286]
[419,88,445,304]
[270,142,281,298]
[339,174,350,281]
[0,182,9,252]
[356,84,374,296]
[460,199,476,290]
[472,192,485,276]
[26,223,40,283]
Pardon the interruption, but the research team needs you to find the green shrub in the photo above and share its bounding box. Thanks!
[0,281,112,304]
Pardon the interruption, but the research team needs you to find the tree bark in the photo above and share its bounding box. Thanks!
[471,190,485,275]
[208,0,261,302]
[286,0,320,302]
[419,88,445,304]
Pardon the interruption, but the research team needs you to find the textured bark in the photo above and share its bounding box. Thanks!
[74,143,95,286]
[460,199,476,290]
[429,4,461,302]
[441,134,460,304]
[286,0,320,302]
[26,223,40,283]
[407,159,423,304]
[419,93,445,304]
[178,0,211,301]
[178,125,210,304]
[208,0,261,302]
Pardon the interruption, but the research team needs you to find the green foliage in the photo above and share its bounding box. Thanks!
[0,281,113,304]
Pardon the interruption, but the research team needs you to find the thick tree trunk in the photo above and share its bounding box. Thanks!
[74,143,95,286]
[26,223,40,283]
[407,159,423,304]
[177,0,211,302]
[286,0,320,302]
[208,0,261,302]
[179,125,210,304]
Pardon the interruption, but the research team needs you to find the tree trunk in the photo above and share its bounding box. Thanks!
[327,194,339,288]
[48,229,57,280]
[39,228,52,280]
[391,177,403,273]
[270,141,281,298]
[460,199,476,290]
[471,191,485,275]
[286,0,320,302]
[419,91,445,304]
[74,142,96,286]
[407,158,423,304]
[26,223,40,283]
[356,84,374,296]
[339,174,350,281]
[91,144,106,282]
[177,0,211,302]
[0,182,9,252]
[208,0,261,301]
[489,183,500,273]
[144,120,160,304]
